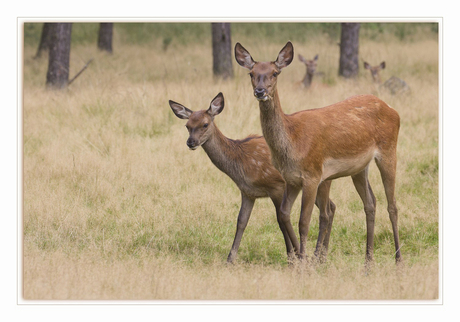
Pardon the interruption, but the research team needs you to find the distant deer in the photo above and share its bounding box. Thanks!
[169,92,336,264]
[364,61,410,95]
[235,41,402,264]
[298,54,319,89]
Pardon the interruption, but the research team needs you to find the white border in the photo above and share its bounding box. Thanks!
[9,10,455,321]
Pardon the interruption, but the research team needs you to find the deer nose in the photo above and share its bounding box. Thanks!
[187,138,198,150]
[254,88,267,99]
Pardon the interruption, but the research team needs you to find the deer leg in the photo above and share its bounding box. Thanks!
[322,198,336,253]
[352,166,377,264]
[279,184,301,258]
[227,193,255,264]
[270,195,296,262]
[375,155,402,263]
[298,178,320,261]
[314,180,332,262]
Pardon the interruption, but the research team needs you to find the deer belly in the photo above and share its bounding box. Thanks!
[321,150,376,181]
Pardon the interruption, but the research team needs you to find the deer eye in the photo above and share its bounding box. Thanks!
[249,72,254,78]
[203,123,209,128]
[273,72,279,77]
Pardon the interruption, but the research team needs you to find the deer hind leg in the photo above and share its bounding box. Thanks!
[351,165,377,264]
[314,180,334,263]
[322,198,336,254]
[227,193,255,264]
[375,153,402,263]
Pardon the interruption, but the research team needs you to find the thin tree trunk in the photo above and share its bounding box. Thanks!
[339,23,360,78]
[97,23,113,53]
[35,23,53,59]
[46,23,72,89]
[211,23,233,80]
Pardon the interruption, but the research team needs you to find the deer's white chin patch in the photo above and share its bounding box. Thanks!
[189,146,199,151]
[256,95,269,102]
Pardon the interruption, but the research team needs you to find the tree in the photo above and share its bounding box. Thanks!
[339,23,360,78]
[46,23,72,89]
[211,23,233,80]
[34,23,53,59]
[97,23,113,53]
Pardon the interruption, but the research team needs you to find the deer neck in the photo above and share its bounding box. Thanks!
[302,72,314,88]
[201,126,242,179]
[258,90,294,169]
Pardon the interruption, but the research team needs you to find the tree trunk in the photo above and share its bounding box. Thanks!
[339,23,360,78]
[46,23,72,89]
[35,23,53,58]
[97,23,113,53]
[211,23,233,80]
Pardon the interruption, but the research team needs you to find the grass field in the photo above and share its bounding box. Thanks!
[22,23,439,300]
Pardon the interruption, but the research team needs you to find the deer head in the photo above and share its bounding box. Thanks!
[299,54,319,76]
[364,61,386,84]
[169,92,224,150]
[235,41,294,102]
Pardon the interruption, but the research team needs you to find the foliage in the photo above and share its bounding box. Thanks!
[23,22,438,48]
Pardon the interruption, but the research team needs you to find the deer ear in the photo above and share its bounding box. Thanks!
[298,54,306,63]
[275,41,294,69]
[207,92,224,117]
[314,54,319,61]
[169,100,193,120]
[235,43,255,70]
[380,61,386,69]
[364,62,371,69]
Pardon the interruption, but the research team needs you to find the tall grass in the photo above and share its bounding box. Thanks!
[22,23,438,300]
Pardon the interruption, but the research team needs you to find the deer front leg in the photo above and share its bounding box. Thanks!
[298,178,320,261]
[279,184,301,259]
[227,193,255,264]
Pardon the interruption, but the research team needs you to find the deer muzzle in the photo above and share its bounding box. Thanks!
[254,88,269,101]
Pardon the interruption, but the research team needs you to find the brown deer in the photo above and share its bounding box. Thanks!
[169,92,336,264]
[235,41,402,264]
[298,54,319,89]
[364,61,410,95]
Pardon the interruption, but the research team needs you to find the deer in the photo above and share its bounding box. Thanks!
[364,61,410,95]
[235,41,402,265]
[169,92,336,264]
[298,54,319,89]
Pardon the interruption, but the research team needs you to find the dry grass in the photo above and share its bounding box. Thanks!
[22,32,439,301]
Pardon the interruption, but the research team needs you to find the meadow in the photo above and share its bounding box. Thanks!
[22,23,439,300]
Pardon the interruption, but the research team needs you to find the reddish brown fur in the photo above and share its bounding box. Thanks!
[235,42,402,264]
[169,93,336,263]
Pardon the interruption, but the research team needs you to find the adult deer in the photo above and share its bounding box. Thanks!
[235,41,402,264]
[169,92,336,264]
[364,61,410,95]
[298,54,319,89]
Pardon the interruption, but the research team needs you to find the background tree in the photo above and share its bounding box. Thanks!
[211,23,233,80]
[339,23,360,78]
[34,23,53,59]
[97,23,113,53]
[46,23,72,89]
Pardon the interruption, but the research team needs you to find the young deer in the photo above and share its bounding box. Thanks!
[235,42,402,264]
[298,54,319,89]
[169,92,336,264]
[364,61,410,95]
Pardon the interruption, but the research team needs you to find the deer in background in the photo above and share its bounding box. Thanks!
[169,92,336,264]
[364,61,411,95]
[298,54,319,89]
[235,41,402,264]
